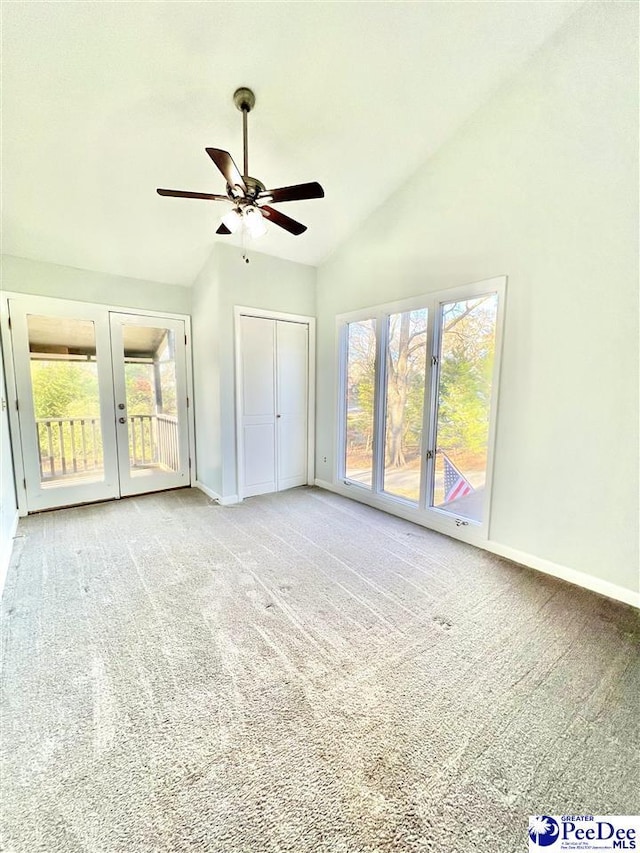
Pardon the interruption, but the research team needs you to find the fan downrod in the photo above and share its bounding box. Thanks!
[233,87,255,113]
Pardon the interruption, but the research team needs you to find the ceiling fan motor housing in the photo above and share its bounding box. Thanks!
[230,175,264,203]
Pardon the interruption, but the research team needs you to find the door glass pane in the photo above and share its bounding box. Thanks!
[344,319,376,486]
[27,315,104,486]
[431,294,499,522]
[123,326,179,477]
[382,308,428,502]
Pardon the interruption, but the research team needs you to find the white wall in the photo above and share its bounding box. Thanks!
[0,341,18,594]
[192,243,316,500]
[315,3,639,596]
[1,255,190,314]
[191,250,223,495]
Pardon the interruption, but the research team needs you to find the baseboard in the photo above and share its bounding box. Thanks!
[218,494,240,506]
[0,510,20,602]
[193,482,240,506]
[314,479,639,609]
[483,539,639,609]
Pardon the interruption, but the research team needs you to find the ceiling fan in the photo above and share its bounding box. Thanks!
[157,87,324,237]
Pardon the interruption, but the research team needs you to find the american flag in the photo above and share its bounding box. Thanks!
[443,454,474,503]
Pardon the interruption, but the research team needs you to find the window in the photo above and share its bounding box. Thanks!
[430,295,499,522]
[338,279,504,536]
[382,308,428,503]
[344,319,376,486]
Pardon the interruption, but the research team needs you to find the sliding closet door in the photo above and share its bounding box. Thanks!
[238,314,310,499]
[276,321,308,491]
[239,316,278,497]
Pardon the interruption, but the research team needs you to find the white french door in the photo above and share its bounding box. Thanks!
[8,297,191,512]
[110,313,190,498]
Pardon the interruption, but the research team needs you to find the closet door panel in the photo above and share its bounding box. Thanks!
[241,317,276,418]
[243,423,277,495]
[240,316,276,497]
[276,321,308,491]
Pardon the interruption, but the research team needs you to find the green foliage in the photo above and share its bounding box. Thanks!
[344,297,498,473]
[30,361,100,419]
[436,296,497,459]
[30,360,173,419]
[30,356,178,478]
[124,364,155,415]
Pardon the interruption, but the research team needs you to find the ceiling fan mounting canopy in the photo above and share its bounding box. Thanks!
[233,86,256,113]
[156,86,324,237]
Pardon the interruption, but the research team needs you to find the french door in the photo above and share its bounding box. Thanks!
[8,297,191,512]
[338,277,505,539]
[110,313,189,497]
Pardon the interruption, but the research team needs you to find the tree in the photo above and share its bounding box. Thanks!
[436,295,497,463]
[346,320,376,463]
[124,364,155,415]
[30,360,100,419]
[385,311,427,468]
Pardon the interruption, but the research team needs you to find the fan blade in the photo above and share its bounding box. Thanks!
[259,182,324,204]
[260,205,307,235]
[216,223,232,235]
[157,188,228,201]
[205,148,247,193]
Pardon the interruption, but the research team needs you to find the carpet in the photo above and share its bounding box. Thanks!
[1,487,638,852]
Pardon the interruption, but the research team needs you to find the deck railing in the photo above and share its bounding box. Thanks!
[36,414,179,481]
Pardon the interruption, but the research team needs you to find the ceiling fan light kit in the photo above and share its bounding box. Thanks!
[157,87,324,239]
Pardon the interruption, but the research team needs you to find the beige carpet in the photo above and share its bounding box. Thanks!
[1,486,638,852]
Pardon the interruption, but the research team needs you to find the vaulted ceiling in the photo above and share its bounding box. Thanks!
[3,2,578,285]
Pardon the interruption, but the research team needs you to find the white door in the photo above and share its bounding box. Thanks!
[238,315,309,498]
[276,321,308,491]
[110,313,190,497]
[8,298,191,511]
[9,298,120,511]
[239,317,277,497]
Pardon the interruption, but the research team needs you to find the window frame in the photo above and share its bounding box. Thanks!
[335,277,506,543]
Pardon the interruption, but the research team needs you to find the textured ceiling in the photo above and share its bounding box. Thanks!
[2,1,578,286]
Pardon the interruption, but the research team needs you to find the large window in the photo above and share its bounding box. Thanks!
[338,279,504,534]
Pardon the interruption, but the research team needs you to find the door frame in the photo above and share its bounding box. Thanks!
[0,292,195,515]
[234,306,316,501]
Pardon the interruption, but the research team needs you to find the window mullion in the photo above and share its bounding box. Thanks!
[372,314,388,494]
[423,301,442,510]
[336,321,348,482]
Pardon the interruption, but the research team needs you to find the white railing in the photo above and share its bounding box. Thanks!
[36,414,179,481]
[128,414,179,472]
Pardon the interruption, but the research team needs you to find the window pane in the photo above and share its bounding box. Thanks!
[28,314,104,486]
[123,326,180,477]
[382,308,428,502]
[431,294,499,522]
[344,319,376,486]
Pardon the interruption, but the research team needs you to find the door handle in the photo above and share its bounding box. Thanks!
[118,417,127,424]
